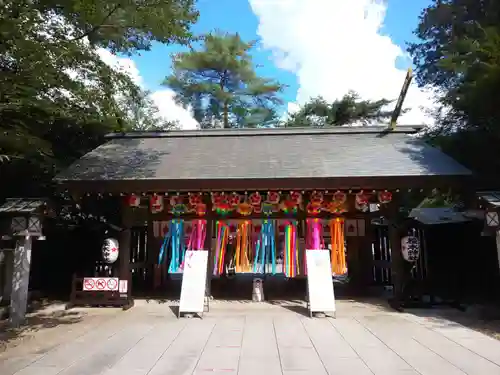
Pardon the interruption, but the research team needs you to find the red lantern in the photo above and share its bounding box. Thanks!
[290,191,302,204]
[311,191,324,204]
[189,193,202,206]
[378,191,393,204]
[249,192,262,206]
[150,195,164,214]
[333,191,347,204]
[229,193,241,206]
[127,194,140,207]
[267,191,280,204]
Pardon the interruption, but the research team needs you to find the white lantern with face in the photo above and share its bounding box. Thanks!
[102,238,119,264]
[401,235,420,262]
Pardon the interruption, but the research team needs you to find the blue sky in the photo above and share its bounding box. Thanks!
[127,0,433,127]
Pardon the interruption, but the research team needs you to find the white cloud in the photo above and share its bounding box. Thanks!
[250,0,437,126]
[96,49,199,130]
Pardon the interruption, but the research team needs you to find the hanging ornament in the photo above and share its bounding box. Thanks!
[127,194,140,207]
[289,191,302,205]
[150,195,164,214]
[267,191,280,204]
[102,238,119,264]
[194,203,207,216]
[237,201,253,216]
[401,236,420,262]
[229,193,241,206]
[281,199,298,214]
[355,191,370,212]
[306,202,322,215]
[189,193,202,206]
[169,195,189,216]
[253,204,263,214]
[262,202,275,216]
[310,191,324,204]
[249,192,262,206]
[378,191,393,204]
[333,191,347,204]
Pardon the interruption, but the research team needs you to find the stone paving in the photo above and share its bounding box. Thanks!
[1,300,500,375]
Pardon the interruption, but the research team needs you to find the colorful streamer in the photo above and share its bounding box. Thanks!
[213,221,229,276]
[283,221,298,277]
[167,219,186,273]
[235,221,252,273]
[329,218,347,275]
[253,220,277,274]
[305,219,325,275]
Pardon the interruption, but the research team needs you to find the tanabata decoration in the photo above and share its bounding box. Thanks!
[102,238,119,264]
[306,202,322,215]
[283,221,298,277]
[186,220,206,251]
[249,192,262,206]
[150,195,164,214]
[329,218,347,275]
[166,220,186,273]
[212,193,234,216]
[261,202,275,216]
[401,235,420,262]
[355,191,370,212]
[378,191,393,204]
[267,191,281,204]
[310,191,324,204]
[213,221,229,276]
[127,194,140,208]
[237,201,253,216]
[305,219,325,275]
[169,196,190,216]
[253,220,276,274]
[235,221,252,273]
[333,191,347,204]
[281,191,303,214]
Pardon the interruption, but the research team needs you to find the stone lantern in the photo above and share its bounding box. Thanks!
[0,198,46,327]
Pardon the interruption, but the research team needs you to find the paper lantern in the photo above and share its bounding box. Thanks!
[127,195,140,207]
[150,195,164,214]
[102,238,119,264]
[401,236,420,262]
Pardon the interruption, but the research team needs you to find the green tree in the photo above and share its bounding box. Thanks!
[282,91,393,127]
[164,31,285,128]
[0,0,199,197]
[409,0,500,179]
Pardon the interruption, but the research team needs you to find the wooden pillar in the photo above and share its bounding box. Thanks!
[119,206,132,294]
[386,198,404,308]
[10,235,32,327]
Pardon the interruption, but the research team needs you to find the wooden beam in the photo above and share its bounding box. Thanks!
[390,68,413,130]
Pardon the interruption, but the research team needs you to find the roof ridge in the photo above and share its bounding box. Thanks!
[106,125,424,139]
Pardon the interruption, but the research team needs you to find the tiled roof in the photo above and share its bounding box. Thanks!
[54,126,472,189]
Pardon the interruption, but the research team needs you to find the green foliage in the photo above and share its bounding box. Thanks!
[282,92,393,127]
[164,31,285,128]
[409,0,500,179]
[0,0,198,197]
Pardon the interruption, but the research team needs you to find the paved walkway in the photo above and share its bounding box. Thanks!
[1,300,500,375]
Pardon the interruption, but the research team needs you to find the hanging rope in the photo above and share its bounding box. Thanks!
[329,218,347,275]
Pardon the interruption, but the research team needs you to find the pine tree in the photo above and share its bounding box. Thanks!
[165,31,285,128]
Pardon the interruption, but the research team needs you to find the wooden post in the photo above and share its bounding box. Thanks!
[386,196,405,310]
[119,206,132,305]
[9,235,32,327]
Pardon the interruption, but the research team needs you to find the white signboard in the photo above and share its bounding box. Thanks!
[178,250,209,318]
[306,249,336,317]
[83,277,119,291]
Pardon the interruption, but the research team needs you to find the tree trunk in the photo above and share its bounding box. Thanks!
[223,100,229,128]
